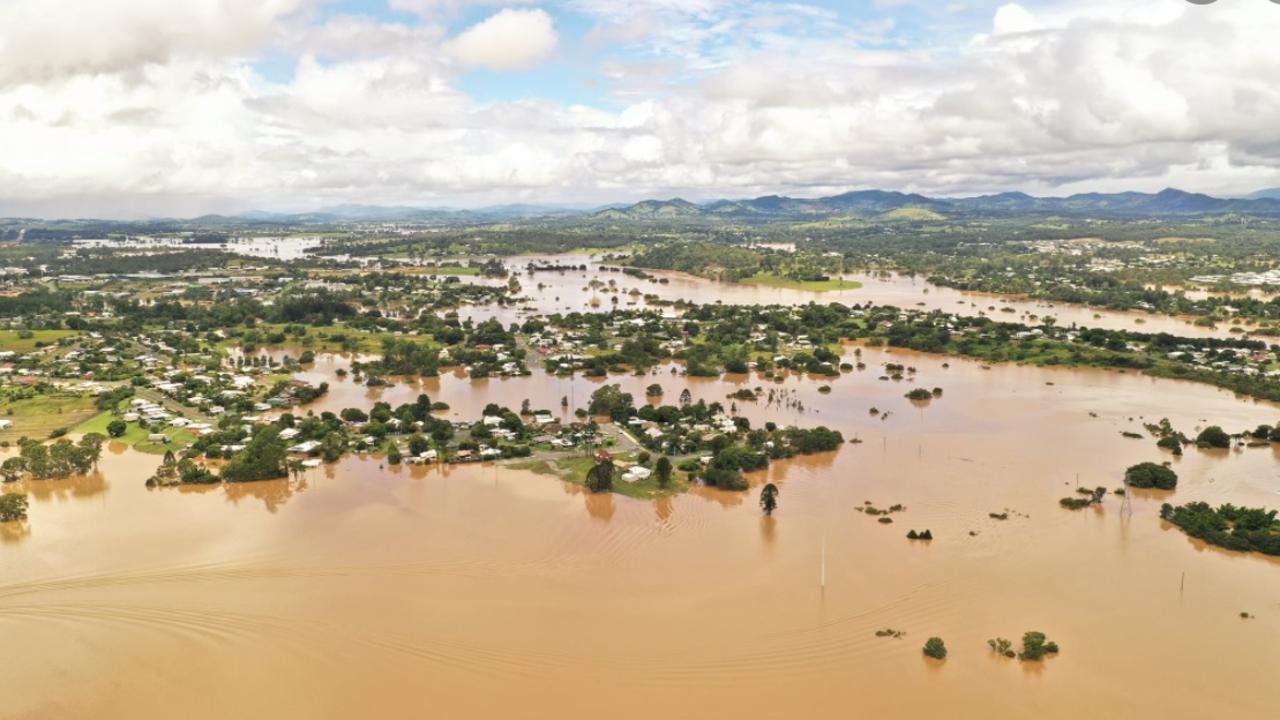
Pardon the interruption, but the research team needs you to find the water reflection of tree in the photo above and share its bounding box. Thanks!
[760,515,777,550]
[18,471,109,501]
[1,520,31,544]
[223,477,307,513]
[584,491,615,522]
[653,495,675,530]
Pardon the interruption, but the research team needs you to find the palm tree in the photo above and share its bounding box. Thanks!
[760,483,779,516]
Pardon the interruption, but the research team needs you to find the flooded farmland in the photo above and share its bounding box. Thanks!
[448,255,1249,340]
[3,346,1279,719]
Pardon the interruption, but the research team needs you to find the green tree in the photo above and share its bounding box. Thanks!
[0,493,28,522]
[221,427,288,483]
[106,419,128,438]
[585,459,614,493]
[655,456,672,488]
[1018,632,1059,661]
[1196,425,1231,449]
[923,637,947,660]
[1,457,27,483]
[988,637,1015,658]
[760,483,779,515]
[1125,462,1177,490]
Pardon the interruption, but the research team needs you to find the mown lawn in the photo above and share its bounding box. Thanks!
[510,454,688,499]
[0,394,99,442]
[74,410,197,454]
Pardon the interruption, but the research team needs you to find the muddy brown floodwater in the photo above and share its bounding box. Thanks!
[3,347,1280,719]
[452,255,1245,340]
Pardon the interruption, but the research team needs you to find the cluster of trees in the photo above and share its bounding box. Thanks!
[147,451,219,487]
[220,427,289,483]
[988,632,1060,661]
[1124,462,1178,490]
[1160,502,1280,555]
[1060,486,1108,510]
[1,435,105,482]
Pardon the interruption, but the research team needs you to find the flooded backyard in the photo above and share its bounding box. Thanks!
[3,346,1279,719]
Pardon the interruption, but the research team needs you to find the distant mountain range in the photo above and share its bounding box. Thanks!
[588,188,1280,222]
[273,188,1280,224]
[12,188,1280,227]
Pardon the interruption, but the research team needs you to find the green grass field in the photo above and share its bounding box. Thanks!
[74,411,197,454]
[0,330,77,353]
[511,454,688,499]
[0,394,99,442]
[738,273,863,292]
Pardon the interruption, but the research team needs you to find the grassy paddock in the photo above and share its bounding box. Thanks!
[510,454,687,499]
[74,410,196,454]
[0,330,77,353]
[0,394,99,442]
[738,273,863,292]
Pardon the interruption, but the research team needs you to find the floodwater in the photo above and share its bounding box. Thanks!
[3,347,1280,718]
[449,255,1245,340]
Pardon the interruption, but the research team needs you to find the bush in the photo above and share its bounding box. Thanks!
[1018,631,1059,661]
[905,388,933,401]
[987,637,1015,658]
[923,637,947,660]
[1196,425,1231,449]
[1125,462,1177,490]
[0,493,29,522]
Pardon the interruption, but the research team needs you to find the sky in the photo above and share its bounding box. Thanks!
[2,0,1279,218]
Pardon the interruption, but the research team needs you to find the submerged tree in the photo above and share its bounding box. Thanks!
[0,493,28,522]
[923,637,947,660]
[760,483,779,515]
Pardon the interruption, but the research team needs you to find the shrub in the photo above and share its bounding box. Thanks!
[1125,462,1177,490]
[923,637,947,660]
[1195,425,1231,449]
[0,493,28,522]
[1018,632,1059,661]
[987,637,1015,658]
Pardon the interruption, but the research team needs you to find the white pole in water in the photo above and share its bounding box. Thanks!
[821,538,827,590]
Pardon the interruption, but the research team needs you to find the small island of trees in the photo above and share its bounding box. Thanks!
[1124,462,1177,490]
[1160,502,1280,555]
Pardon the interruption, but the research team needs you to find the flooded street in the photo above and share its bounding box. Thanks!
[3,348,1279,719]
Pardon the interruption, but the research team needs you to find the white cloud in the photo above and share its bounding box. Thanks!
[2,0,1280,217]
[447,8,559,70]
[0,0,308,86]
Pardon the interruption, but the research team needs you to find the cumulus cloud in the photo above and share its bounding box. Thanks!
[447,9,559,70]
[0,0,1279,217]
[0,0,308,86]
